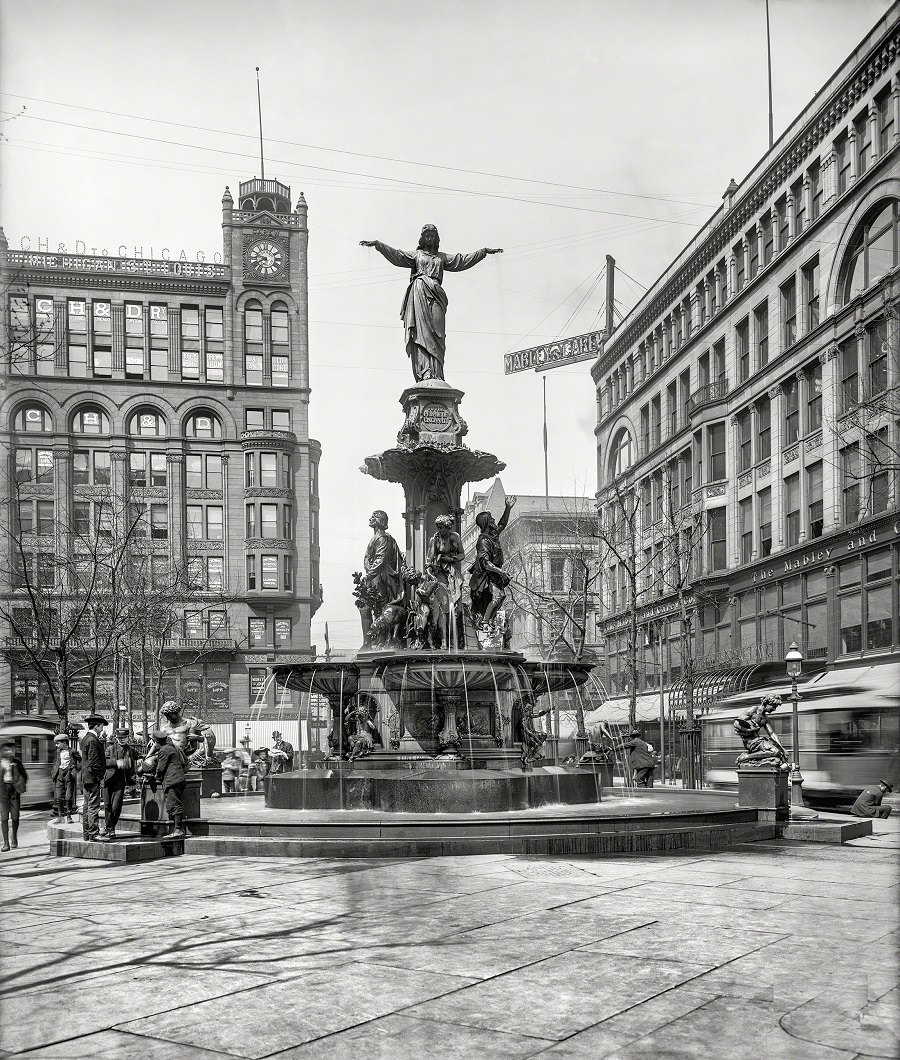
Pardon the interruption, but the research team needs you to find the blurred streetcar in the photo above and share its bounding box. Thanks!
[702,662,900,807]
[0,716,59,807]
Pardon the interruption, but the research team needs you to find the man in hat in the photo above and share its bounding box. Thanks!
[269,731,294,775]
[79,713,108,841]
[141,730,188,840]
[0,741,27,851]
[850,779,893,819]
[623,728,657,788]
[99,727,136,841]
[50,734,80,824]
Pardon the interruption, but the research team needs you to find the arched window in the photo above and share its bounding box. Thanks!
[840,199,899,303]
[13,405,52,433]
[608,427,633,479]
[129,409,167,437]
[185,411,221,438]
[72,406,110,434]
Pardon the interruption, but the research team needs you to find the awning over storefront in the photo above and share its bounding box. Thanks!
[668,665,762,716]
[582,693,665,726]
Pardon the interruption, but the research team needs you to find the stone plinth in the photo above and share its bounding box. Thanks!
[737,766,789,823]
[196,763,222,797]
[140,775,202,836]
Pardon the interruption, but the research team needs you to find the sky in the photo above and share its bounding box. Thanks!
[0,0,892,649]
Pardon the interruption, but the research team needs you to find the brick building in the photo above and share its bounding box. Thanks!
[592,9,900,719]
[0,177,322,747]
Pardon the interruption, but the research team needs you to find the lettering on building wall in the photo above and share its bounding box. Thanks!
[504,328,604,375]
[9,247,226,277]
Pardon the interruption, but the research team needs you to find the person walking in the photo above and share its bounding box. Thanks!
[100,727,136,841]
[50,734,80,823]
[142,730,188,840]
[623,728,657,788]
[0,741,28,851]
[850,780,893,819]
[79,714,108,841]
[219,749,241,794]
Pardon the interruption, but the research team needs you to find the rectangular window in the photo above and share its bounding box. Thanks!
[246,555,257,590]
[271,355,289,387]
[206,506,224,541]
[736,318,750,382]
[186,455,203,489]
[181,306,199,339]
[841,338,859,412]
[205,455,222,490]
[761,213,774,266]
[806,362,822,432]
[186,506,203,541]
[245,505,257,538]
[713,339,725,383]
[738,411,752,472]
[260,504,278,538]
[261,555,279,589]
[867,584,892,650]
[836,133,850,195]
[807,462,823,539]
[68,299,86,333]
[36,500,54,535]
[207,556,224,592]
[73,450,89,485]
[125,302,143,335]
[776,196,789,250]
[68,342,87,378]
[840,595,862,654]
[149,304,168,336]
[272,409,291,431]
[871,428,891,514]
[205,306,224,340]
[244,309,263,344]
[275,618,291,647]
[14,449,33,483]
[92,300,111,335]
[150,348,168,381]
[18,502,33,535]
[284,560,293,592]
[150,504,168,540]
[125,348,144,377]
[758,487,772,558]
[781,276,797,349]
[855,109,870,177]
[809,163,822,222]
[245,453,256,487]
[707,508,727,571]
[245,408,265,430]
[708,423,726,481]
[282,504,293,539]
[129,452,147,487]
[281,454,291,489]
[792,178,805,232]
[842,442,861,523]
[802,256,820,331]
[747,231,758,281]
[72,501,90,537]
[740,497,753,564]
[244,353,263,386]
[92,347,112,377]
[94,452,111,485]
[181,349,200,380]
[784,377,800,444]
[785,473,800,546]
[248,618,266,647]
[260,453,278,486]
[205,350,224,383]
[869,318,888,396]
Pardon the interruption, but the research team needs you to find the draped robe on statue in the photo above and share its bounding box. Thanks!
[370,242,489,381]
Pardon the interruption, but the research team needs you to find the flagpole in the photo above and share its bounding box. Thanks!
[765,0,774,149]
[255,66,266,179]
[542,375,549,510]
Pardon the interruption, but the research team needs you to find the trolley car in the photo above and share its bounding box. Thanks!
[702,662,900,807]
[0,716,59,807]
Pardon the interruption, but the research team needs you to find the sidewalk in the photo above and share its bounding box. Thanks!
[0,810,897,1058]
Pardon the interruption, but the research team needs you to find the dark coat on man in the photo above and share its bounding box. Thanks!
[155,743,187,790]
[80,730,106,788]
[51,746,81,782]
[623,736,656,770]
[0,755,28,807]
[104,738,135,789]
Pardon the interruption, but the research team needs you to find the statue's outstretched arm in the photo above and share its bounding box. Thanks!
[442,248,503,272]
[360,241,416,268]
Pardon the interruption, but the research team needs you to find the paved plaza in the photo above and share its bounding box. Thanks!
[0,812,897,1059]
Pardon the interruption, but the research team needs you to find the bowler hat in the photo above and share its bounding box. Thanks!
[880,780,894,791]
[629,728,642,737]
[53,734,69,744]
[151,729,169,742]
[116,726,130,735]
[272,730,282,737]
[84,713,109,727]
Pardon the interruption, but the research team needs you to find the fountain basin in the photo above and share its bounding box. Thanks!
[266,766,603,813]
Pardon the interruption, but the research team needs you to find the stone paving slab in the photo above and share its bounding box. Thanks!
[0,811,896,1058]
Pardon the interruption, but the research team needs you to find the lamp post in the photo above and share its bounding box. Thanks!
[785,641,815,819]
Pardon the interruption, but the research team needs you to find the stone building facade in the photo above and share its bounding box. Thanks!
[0,177,322,745]
[592,9,900,709]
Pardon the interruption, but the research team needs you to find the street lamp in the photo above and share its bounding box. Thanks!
[785,641,815,820]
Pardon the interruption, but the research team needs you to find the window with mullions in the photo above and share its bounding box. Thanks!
[835,132,851,196]
[855,110,871,177]
[776,196,789,250]
[128,452,167,488]
[272,409,291,431]
[185,412,221,438]
[707,508,727,571]
[73,450,111,486]
[785,473,800,547]
[245,354,263,386]
[260,453,278,486]
[15,448,54,484]
[186,454,222,490]
[869,317,890,397]
[708,423,726,481]
[758,487,772,558]
[807,462,823,540]
[802,256,819,331]
[840,199,899,303]
[739,497,753,564]
[754,300,769,368]
[261,555,279,589]
[736,318,750,382]
[784,377,800,445]
[809,162,822,223]
[870,428,891,515]
[73,407,109,434]
[738,410,752,472]
[841,338,859,412]
[129,410,166,437]
[248,618,266,646]
[14,405,52,433]
[842,442,861,523]
[748,231,759,281]
[781,276,797,349]
[806,363,822,432]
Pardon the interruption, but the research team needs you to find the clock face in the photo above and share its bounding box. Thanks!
[248,239,284,277]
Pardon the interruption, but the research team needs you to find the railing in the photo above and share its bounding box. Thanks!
[239,177,291,199]
[688,378,729,413]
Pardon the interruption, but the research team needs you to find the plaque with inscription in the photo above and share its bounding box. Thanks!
[421,403,453,432]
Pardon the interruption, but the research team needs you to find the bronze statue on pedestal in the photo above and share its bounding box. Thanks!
[734,695,789,769]
[468,495,517,636]
[360,226,502,382]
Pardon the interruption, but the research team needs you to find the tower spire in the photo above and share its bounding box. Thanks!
[255,66,265,179]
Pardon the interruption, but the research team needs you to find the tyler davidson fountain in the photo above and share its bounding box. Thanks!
[267,225,598,812]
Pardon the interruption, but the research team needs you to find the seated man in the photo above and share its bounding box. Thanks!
[850,779,893,819]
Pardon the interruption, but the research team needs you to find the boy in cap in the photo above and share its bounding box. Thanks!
[79,714,108,841]
[142,730,188,840]
[50,734,81,823]
[850,779,893,819]
[100,726,136,841]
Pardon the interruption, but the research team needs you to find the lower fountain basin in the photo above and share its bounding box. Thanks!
[266,766,602,813]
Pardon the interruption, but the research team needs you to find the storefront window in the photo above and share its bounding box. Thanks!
[867,585,892,650]
[840,596,862,653]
